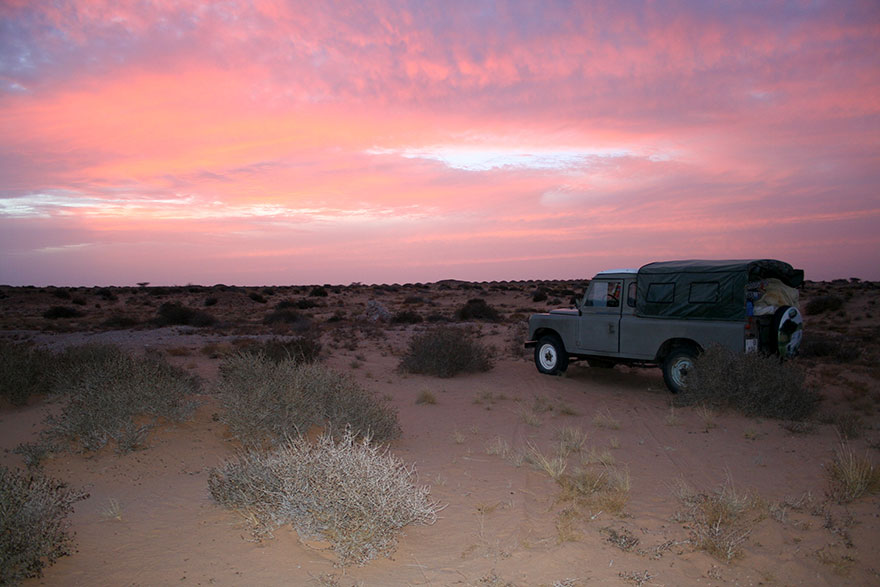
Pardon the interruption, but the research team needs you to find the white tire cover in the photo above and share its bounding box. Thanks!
[776,306,803,357]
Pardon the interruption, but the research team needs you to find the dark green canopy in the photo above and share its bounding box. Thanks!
[635,259,803,321]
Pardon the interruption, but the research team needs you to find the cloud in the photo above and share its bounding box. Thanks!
[1,1,878,284]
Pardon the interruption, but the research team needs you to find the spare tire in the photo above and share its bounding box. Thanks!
[771,305,803,358]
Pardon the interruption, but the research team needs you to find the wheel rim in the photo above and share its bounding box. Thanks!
[671,356,694,389]
[539,344,558,370]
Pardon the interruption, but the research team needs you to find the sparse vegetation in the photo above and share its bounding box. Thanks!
[592,407,621,430]
[455,298,501,322]
[0,341,53,405]
[672,477,761,562]
[0,465,89,584]
[35,346,198,456]
[207,430,441,566]
[43,306,83,319]
[236,336,321,364]
[826,442,880,503]
[682,344,818,420]
[398,325,493,377]
[805,295,844,316]
[214,353,400,447]
[415,390,437,405]
[155,302,216,327]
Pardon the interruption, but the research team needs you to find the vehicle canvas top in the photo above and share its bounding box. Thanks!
[635,259,804,321]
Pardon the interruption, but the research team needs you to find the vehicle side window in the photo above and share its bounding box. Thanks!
[584,280,622,308]
[689,281,719,303]
[627,282,637,307]
[646,282,675,304]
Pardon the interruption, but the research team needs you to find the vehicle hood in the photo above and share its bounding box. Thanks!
[548,308,579,316]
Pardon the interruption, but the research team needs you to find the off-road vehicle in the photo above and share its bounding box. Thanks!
[525,259,804,393]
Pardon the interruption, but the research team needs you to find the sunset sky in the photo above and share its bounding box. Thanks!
[1,1,878,286]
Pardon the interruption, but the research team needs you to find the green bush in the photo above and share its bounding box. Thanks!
[0,341,53,405]
[36,346,197,455]
[0,465,88,584]
[679,345,817,420]
[208,430,440,566]
[399,326,493,378]
[214,353,399,448]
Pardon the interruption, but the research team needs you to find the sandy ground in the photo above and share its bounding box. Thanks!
[1,280,878,586]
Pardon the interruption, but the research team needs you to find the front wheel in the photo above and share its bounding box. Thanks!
[662,347,698,394]
[535,336,569,375]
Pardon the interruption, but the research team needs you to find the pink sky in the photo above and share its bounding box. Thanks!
[1,1,878,286]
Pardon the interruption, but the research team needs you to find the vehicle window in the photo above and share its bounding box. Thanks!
[689,281,719,303]
[646,282,675,304]
[584,280,622,308]
[627,282,637,307]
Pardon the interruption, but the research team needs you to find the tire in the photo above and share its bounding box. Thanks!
[535,335,569,375]
[771,305,803,358]
[662,346,698,394]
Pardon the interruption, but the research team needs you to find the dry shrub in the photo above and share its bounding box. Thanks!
[42,306,84,319]
[215,353,399,448]
[672,478,761,562]
[207,430,441,566]
[37,346,197,455]
[799,334,860,363]
[805,295,844,316]
[826,442,880,503]
[398,325,493,378]
[0,465,88,584]
[682,345,818,420]
[0,341,53,405]
[236,336,321,364]
[154,302,216,327]
[455,298,501,321]
[558,465,631,515]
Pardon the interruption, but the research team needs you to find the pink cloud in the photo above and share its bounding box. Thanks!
[1,1,879,285]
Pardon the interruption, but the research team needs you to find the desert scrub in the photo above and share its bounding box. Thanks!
[236,336,321,364]
[154,301,216,327]
[0,341,53,405]
[672,478,761,562]
[826,442,880,503]
[208,430,441,566]
[680,344,818,420]
[36,346,197,455]
[455,298,501,321]
[398,325,493,377]
[215,353,399,447]
[0,465,89,584]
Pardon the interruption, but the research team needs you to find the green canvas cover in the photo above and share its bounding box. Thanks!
[635,259,803,321]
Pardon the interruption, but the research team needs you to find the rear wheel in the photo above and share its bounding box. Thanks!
[662,346,698,394]
[535,335,569,375]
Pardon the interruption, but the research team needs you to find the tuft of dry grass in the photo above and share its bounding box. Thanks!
[558,465,630,515]
[415,390,437,405]
[525,441,568,480]
[672,477,761,562]
[485,436,511,458]
[825,442,880,503]
[556,426,588,455]
[592,407,621,430]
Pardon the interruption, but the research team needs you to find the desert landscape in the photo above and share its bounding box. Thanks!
[1,278,879,586]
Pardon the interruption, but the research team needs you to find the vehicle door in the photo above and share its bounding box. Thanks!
[577,279,623,353]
